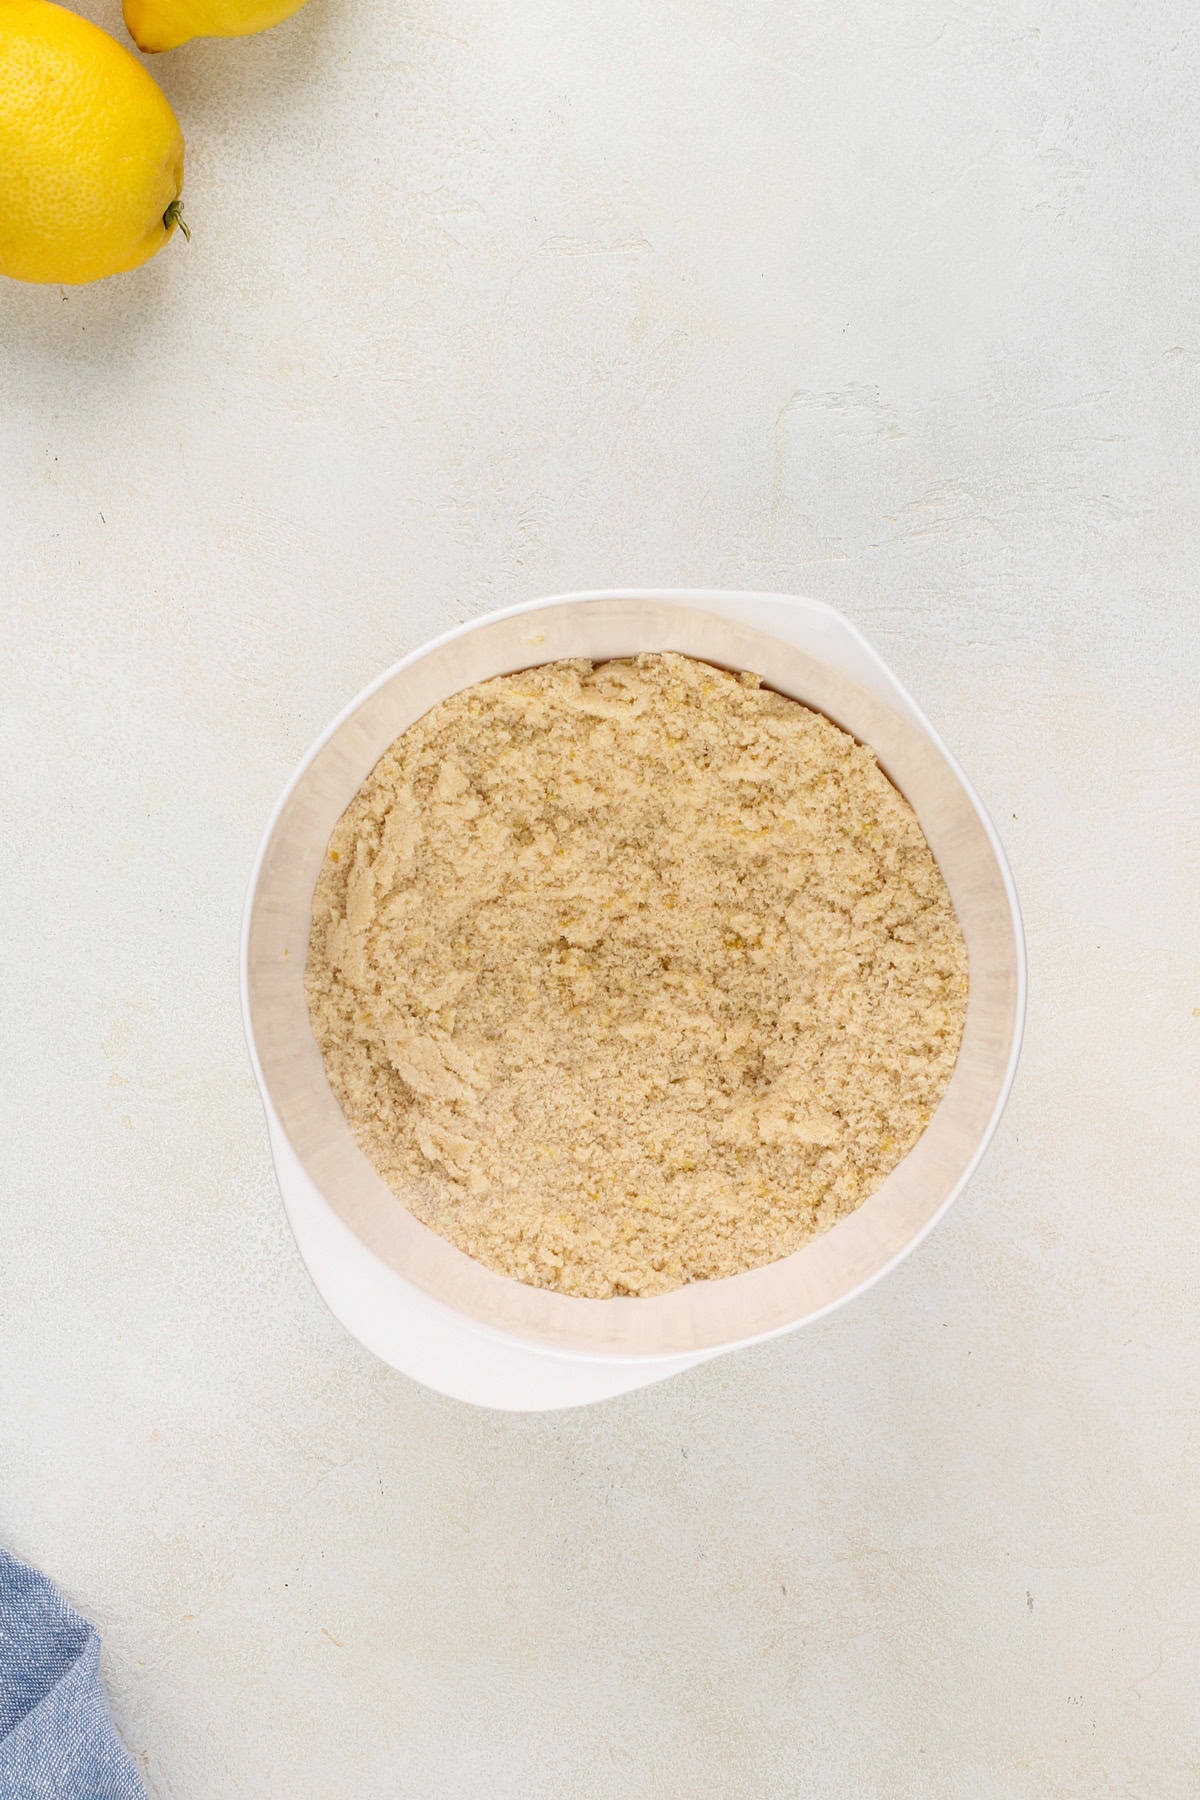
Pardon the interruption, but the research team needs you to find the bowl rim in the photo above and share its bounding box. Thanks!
[241,588,1027,1362]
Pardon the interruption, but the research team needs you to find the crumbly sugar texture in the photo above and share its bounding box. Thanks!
[306,654,969,1298]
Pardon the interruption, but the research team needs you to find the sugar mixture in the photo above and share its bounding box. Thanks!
[306,653,968,1298]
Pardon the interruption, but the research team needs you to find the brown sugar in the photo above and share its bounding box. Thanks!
[306,653,968,1298]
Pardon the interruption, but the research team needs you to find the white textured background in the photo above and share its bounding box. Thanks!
[2,0,1199,1794]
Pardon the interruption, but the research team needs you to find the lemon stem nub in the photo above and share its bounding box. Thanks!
[164,199,190,242]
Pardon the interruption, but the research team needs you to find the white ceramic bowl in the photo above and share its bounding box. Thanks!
[242,590,1025,1411]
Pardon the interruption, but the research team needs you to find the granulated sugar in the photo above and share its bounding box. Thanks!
[306,653,968,1298]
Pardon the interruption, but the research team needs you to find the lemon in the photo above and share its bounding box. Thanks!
[0,0,185,285]
[124,0,309,53]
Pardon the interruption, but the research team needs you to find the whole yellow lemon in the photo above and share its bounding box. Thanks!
[0,0,185,285]
[124,0,309,53]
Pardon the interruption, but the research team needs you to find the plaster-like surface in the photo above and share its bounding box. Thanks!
[1,1,1197,1793]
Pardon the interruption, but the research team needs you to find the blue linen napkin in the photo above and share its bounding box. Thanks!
[0,1548,146,1799]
